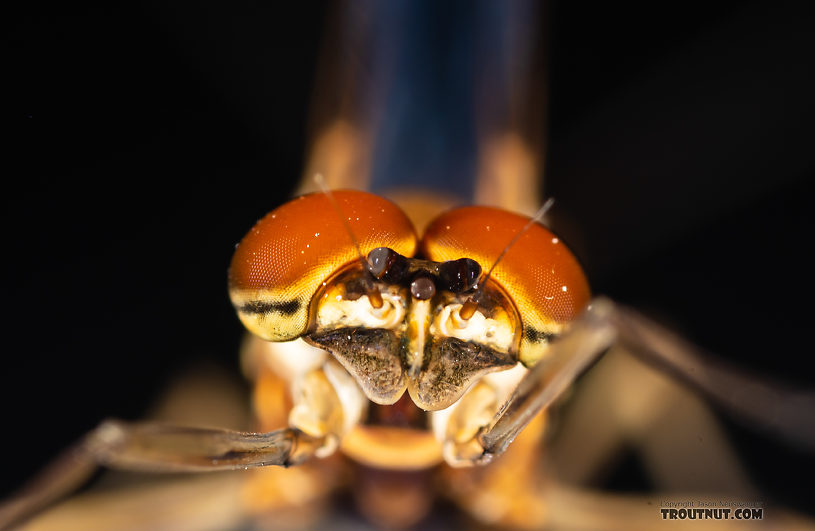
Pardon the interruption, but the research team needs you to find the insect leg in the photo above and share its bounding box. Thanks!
[476,297,815,463]
[604,300,815,449]
[474,299,616,463]
[0,422,321,529]
[86,421,322,471]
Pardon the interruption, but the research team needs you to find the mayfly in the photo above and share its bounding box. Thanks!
[4,1,815,530]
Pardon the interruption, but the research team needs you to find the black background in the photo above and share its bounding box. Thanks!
[6,0,815,519]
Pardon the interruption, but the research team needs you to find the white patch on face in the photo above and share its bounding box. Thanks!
[429,363,527,447]
[323,359,367,435]
[316,293,405,330]
[430,400,456,443]
[406,299,432,373]
[432,303,514,352]
[481,363,528,397]
[258,338,328,381]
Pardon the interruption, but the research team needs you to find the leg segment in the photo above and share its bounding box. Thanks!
[474,296,815,463]
[0,422,321,529]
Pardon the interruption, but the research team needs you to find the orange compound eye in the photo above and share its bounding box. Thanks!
[229,191,418,342]
[421,206,590,366]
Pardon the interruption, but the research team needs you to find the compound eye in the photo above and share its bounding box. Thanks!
[229,191,417,341]
[421,206,590,365]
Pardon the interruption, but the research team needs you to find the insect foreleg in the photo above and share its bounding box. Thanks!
[86,421,321,472]
[475,300,617,463]
[0,421,321,529]
[607,301,815,450]
[467,297,815,465]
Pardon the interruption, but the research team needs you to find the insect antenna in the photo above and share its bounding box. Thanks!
[459,198,555,320]
[314,173,384,308]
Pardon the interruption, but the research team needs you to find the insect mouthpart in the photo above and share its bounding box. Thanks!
[306,256,521,411]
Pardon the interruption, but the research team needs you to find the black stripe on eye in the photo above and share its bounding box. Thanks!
[239,299,301,316]
[525,327,555,343]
